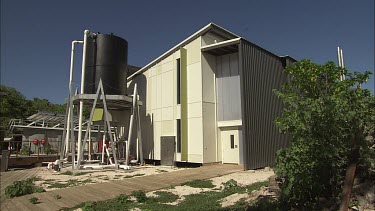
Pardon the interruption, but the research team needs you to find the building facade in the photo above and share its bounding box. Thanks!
[128,23,295,169]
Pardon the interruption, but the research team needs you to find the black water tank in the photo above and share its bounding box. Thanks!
[84,33,128,95]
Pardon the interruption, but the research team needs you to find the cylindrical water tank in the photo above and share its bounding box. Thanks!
[84,33,128,95]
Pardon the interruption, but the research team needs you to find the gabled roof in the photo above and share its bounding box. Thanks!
[127,23,296,81]
[127,23,240,81]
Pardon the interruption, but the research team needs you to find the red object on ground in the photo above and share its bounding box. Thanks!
[40,138,47,145]
[33,139,39,145]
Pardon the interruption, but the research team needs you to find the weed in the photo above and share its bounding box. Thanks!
[222,179,239,190]
[123,173,145,179]
[47,179,93,189]
[149,191,179,203]
[246,181,268,193]
[182,179,214,188]
[82,202,94,211]
[115,194,129,204]
[29,197,39,204]
[73,172,91,176]
[5,178,45,198]
[54,194,62,200]
[61,171,73,176]
[132,190,147,203]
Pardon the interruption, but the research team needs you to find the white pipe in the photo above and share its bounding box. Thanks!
[102,134,105,164]
[125,84,138,165]
[66,41,83,154]
[77,30,90,167]
[88,123,91,161]
[340,49,345,80]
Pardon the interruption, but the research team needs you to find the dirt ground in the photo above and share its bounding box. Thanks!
[32,165,275,208]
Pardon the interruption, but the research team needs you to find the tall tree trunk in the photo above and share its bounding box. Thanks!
[339,129,362,211]
[339,161,357,211]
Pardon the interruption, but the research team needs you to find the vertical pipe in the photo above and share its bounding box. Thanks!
[77,30,90,168]
[88,124,91,161]
[337,47,342,81]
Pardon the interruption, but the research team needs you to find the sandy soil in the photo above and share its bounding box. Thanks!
[33,165,182,191]
[146,169,275,207]
[35,165,275,208]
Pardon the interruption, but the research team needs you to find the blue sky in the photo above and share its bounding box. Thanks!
[1,0,374,104]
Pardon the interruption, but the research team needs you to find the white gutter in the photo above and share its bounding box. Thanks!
[127,23,239,81]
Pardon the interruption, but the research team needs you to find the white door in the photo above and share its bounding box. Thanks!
[221,130,239,164]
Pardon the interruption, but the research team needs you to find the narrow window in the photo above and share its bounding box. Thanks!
[176,58,181,104]
[177,119,181,153]
[230,135,235,149]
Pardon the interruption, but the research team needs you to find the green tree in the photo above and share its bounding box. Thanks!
[274,60,375,209]
[0,86,32,131]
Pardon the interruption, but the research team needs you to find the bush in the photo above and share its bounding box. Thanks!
[29,197,39,204]
[116,194,129,204]
[222,179,238,190]
[182,180,214,188]
[82,202,94,211]
[5,178,45,198]
[132,190,147,203]
[20,145,31,155]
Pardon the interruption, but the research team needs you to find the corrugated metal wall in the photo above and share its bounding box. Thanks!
[216,53,242,121]
[239,40,292,170]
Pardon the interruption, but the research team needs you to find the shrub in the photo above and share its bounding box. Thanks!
[82,202,94,211]
[116,194,129,204]
[5,178,45,198]
[222,179,238,190]
[20,145,31,155]
[132,190,147,203]
[29,197,39,204]
[182,180,214,188]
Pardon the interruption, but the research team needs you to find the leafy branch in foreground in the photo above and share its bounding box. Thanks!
[274,60,375,210]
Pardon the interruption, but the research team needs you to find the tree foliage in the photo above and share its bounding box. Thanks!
[274,60,375,209]
[0,85,66,133]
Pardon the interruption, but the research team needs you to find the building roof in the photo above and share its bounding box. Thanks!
[127,22,295,81]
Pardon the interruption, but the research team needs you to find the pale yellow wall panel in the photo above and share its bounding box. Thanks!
[161,120,174,136]
[185,38,201,65]
[187,62,202,103]
[162,61,173,73]
[162,107,174,121]
[188,154,203,163]
[161,71,174,107]
[188,102,202,118]
[156,74,162,109]
[153,121,161,160]
[202,102,217,163]
[151,76,157,110]
[154,108,162,122]
[188,117,203,155]
[202,53,216,103]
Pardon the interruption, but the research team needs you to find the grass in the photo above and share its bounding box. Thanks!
[181,179,215,188]
[29,197,39,204]
[5,178,46,198]
[47,179,93,189]
[123,173,145,179]
[60,171,92,176]
[69,180,270,211]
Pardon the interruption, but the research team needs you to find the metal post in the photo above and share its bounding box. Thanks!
[77,30,90,168]
[136,93,144,165]
[125,84,138,166]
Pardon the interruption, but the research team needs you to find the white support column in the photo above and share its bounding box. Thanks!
[125,84,138,166]
[136,94,144,165]
[77,30,90,168]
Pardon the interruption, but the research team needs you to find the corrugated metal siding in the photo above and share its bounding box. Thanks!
[216,53,242,121]
[239,40,291,170]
